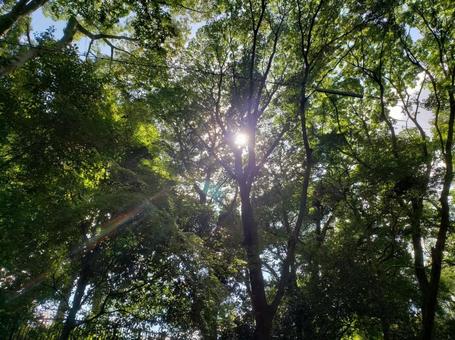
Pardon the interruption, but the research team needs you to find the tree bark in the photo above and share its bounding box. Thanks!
[55,280,74,322]
[381,318,391,340]
[0,0,49,36]
[60,242,98,340]
[410,199,429,296]
[421,90,454,339]
[239,183,273,340]
[59,269,89,340]
[0,16,78,77]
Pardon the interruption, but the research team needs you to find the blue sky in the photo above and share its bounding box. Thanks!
[31,9,120,56]
[30,9,204,56]
[31,9,66,39]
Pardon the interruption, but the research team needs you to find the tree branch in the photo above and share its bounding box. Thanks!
[0,0,49,36]
[0,16,78,77]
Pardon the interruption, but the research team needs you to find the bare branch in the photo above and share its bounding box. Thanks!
[254,121,290,177]
[76,21,139,42]
[0,16,78,77]
[314,87,363,98]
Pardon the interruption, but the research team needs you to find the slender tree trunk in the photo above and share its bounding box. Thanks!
[409,197,431,336]
[60,241,99,340]
[410,199,429,296]
[409,198,433,339]
[55,280,74,322]
[59,268,89,340]
[421,90,455,339]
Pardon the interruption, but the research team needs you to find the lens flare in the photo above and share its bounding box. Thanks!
[234,132,248,147]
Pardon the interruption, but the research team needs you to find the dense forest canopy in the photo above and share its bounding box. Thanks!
[0,0,454,339]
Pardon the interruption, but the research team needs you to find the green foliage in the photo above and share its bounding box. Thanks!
[1,0,455,339]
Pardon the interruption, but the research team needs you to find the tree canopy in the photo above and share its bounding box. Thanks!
[0,0,454,339]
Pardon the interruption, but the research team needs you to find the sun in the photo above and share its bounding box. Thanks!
[234,132,249,147]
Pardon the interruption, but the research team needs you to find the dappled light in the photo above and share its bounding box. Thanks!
[1,0,455,339]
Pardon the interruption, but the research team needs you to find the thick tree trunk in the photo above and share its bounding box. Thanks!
[0,0,49,36]
[253,318,273,340]
[381,318,391,340]
[239,183,273,339]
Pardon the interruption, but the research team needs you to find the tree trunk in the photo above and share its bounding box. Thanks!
[239,183,273,339]
[381,317,391,340]
[253,317,273,340]
[0,0,48,36]
[59,241,99,340]
[59,269,89,340]
[421,90,455,339]
[410,199,429,296]
[55,280,74,322]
